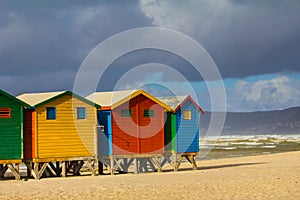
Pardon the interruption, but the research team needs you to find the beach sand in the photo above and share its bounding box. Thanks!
[0,151,299,200]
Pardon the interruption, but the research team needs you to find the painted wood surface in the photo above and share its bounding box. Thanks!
[175,100,200,153]
[97,110,112,156]
[98,94,165,156]
[23,110,36,159]
[24,94,97,160]
[0,94,23,160]
[164,112,177,153]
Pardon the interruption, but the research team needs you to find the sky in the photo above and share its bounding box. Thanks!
[1,0,300,112]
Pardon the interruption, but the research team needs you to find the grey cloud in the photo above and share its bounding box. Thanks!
[140,0,300,78]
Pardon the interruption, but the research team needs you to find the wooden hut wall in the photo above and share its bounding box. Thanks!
[111,94,165,155]
[111,96,139,155]
[175,100,200,153]
[24,94,97,160]
[0,94,23,160]
[137,95,165,154]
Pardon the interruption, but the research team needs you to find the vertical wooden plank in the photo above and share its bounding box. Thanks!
[7,164,21,180]
[33,162,39,180]
[133,158,138,174]
[174,154,178,172]
[110,158,114,175]
[62,161,66,177]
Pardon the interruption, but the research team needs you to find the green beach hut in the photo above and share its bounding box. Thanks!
[0,89,30,179]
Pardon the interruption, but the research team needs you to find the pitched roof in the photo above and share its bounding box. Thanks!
[156,95,204,114]
[17,91,101,108]
[0,89,31,108]
[86,90,172,111]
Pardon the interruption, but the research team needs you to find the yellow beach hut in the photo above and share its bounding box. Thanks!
[17,91,100,179]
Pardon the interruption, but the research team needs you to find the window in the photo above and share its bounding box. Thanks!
[144,109,154,117]
[0,108,10,118]
[121,109,132,117]
[77,107,86,119]
[183,110,192,120]
[46,107,56,120]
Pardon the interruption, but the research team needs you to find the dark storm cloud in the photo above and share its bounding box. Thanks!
[1,0,300,95]
[140,0,300,78]
[0,0,151,94]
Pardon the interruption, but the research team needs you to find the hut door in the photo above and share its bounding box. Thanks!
[97,111,112,156]
[137,95,164,154]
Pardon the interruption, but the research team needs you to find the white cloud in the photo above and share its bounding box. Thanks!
[139,0,234,37]
[233,76,300,111]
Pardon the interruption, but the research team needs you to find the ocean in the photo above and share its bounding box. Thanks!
[198,134,300,160]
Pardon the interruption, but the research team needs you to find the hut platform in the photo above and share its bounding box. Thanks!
[0,160,22,180]
[98,154,164,175]
[24,157,97,180]
[160,152,198,171]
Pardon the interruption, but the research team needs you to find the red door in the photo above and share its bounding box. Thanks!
[137,95,164,154]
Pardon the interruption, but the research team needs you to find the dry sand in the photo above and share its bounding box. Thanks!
[0,151,299,200]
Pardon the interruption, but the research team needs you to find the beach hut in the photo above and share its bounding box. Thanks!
[86,90,171,174]
[0,90,30,180]
[157,95,204,170]
[17,91,100,179]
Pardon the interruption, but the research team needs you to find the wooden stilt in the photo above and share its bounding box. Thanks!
[25,162,32,178]
[174,155,178,172]
[151,157,162,172]
[32,163,39,179]
[7,164,21,180]
[62,161,67,178]
[192,155,197,170]
[15,164,20,173]
[133,158,138,174]
[0,165,8,179]
[49,162,59,176]
[110,158,114,175]
[84,160,96,176]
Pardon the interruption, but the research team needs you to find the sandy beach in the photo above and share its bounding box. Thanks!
[0,151,299,200]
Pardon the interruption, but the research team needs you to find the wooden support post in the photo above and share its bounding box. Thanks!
[7,164,21,180]
[49,162,59,176]
[139,158,148,172]
[73,161,84,176]
[32,162,39,180]
[133,158,138,174]
[174,155,178,172]
[15,164,20,173]
[25,162,32,178]
[176,156,184,170]
[62,161,67,178]
[0,164,8,179]
[98,161,104,175]
[44,165,55,177]
[192,155,197,170]
[84,160,96,176]
[110,158,114,175]
[151,157,162,172]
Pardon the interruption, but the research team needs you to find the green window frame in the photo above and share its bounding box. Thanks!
[144,109,154,117]
[121,109,132,117]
